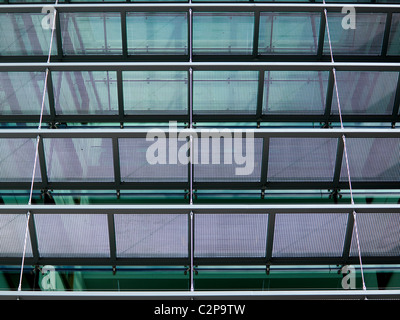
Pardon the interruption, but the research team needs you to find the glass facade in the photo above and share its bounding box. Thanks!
[0,1,399,297]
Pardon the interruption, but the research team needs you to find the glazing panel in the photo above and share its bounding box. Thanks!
[340,138,400,182]
[0,72,50,115]
[61,12,122,55]
[193,12,254,55]
[127,12,188,55]
[115,214,188,258]
[35,214,110,258]
[388,13,400,55]
[332,71,398,115]
[193,71,258,115]
[268,138,337,182]
[44,138,114,182]
[273,213,347,257]
[259,12,320,55]
[52,71,118,115]
[0,13,57,56]
[123,71,187,115]
[0,139,41,182]
[194,214,268,258]
[323,13,386,55]
[263,71,329,114]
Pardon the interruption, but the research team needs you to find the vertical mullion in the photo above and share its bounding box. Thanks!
[317,10,326,59]
[256,70,265,120]
[112,137,121,188]
[260,136,269,187]
[333,137,344,189]
[324,69,335,123]
[55,9,63,60]
[121,10,128,59]
[117,70,125,125]
[391,73,400,126]
[252,11,260,58]
[107,214,117,265]
[28,213,40,265]
[265,213,275,263]
[381,12,392,57]
[38,136,48,186]
[46,70,57,123]
[342,212,354,264]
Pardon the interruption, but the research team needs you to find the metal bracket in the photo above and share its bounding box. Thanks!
[266,265,270,275]
[329,188,342,203]
[321,121,332,129]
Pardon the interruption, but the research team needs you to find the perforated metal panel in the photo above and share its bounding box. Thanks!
[272,213,348,258]
[194,214,268,258]
[114,214,188,258]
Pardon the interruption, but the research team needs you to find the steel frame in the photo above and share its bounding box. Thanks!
[1,204,400,267]
[0,128,398,191]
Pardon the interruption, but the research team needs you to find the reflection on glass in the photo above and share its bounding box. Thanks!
[268,138,337,182]
[61,12,122,55]
[193,71,258,114]
[0,13,57,56]
[0,72,50,115]
[340,138,400,181]
[193,12,254,55]
[127,12,188,55]
[123,71,188,114]
[388,13,400,55]
[52,71,118,115]
[259,12,320,55]
[44,138,114,182]
[263,71,329,114]
[332,71,398,114]
[324,12,386,55]
[0,139,42,182]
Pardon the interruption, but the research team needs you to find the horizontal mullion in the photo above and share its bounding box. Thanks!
[0,3,399,13]
[1,204,399,214]
[0,128,397,139]
[1,62,400,72]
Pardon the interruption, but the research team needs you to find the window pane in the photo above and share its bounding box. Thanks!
[263,71,329,114]
[44,138,114,182]
[194,214,268,258]
[193,71,258,114]
[52,71,118,115]
[268,138,337,182]
[35,214,110,258]
[193,12,254,55]
[350,213,400,257]
[332,71,398,115]
[0,13,57,56]
[273,214,347,258]
[61,12,122,55]
[127,12,188,55]
[0,138,41,182]
[123,71,187,114]
[259,12,320,55]
[194,138,263,182]
[324,13,386,55]
[0,72,50,115]
[115,214,188,258]
[119,138,188,182]
[388,13,400,55]
[0,214,32,258]
[340,138,400,182]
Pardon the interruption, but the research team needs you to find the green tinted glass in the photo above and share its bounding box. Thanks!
[61,12,122,55]
[123,71,188,114]
[127,12,188,55]
[259,12,320,55]
[193,71,259,114]
[263,71,329,115]
[193,12,254,55]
